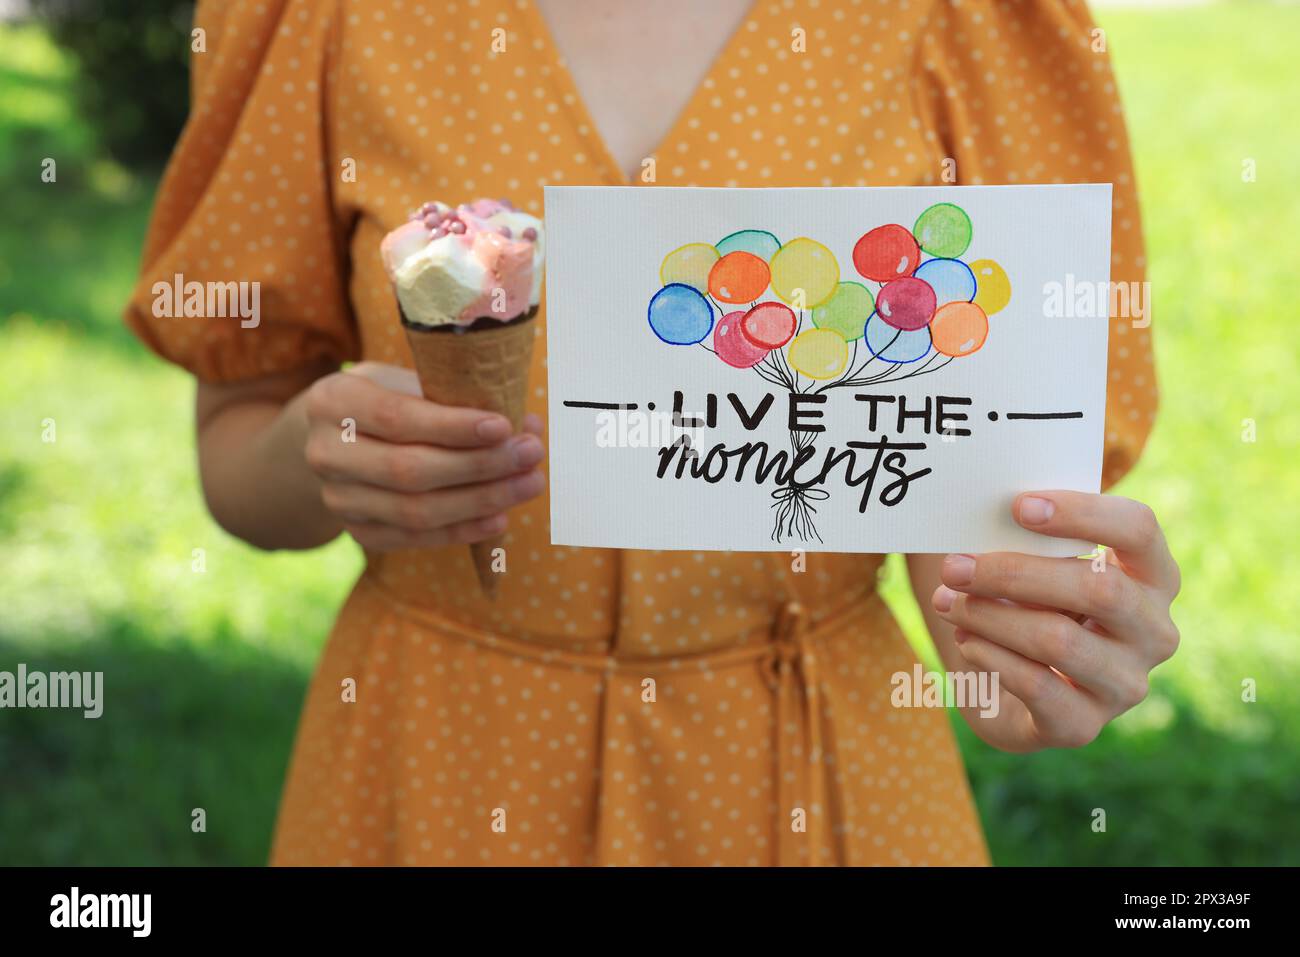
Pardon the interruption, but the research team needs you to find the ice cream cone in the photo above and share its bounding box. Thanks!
[403,308,537,597]
[382,196,544,596]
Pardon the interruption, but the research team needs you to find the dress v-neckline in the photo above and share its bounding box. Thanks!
[523,0,760,186]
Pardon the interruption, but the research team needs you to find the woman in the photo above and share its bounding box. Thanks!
[125,0,1179,865]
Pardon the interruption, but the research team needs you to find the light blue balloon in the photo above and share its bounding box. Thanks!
[914,258,976,306]
[715,229,782,262]
[648,283,714,345]
[865,311,931,364]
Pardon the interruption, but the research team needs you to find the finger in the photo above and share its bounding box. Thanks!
[321,469,545,530]
[934,587,1143,706]
[342,513,508,551]
[523,413,544,437]
[307,431,544,491]
[311,373,513,447]
[348,361,424,397]
[952,628,1103,749]
[1096,547,1180,663]
[940,551,1157,636]
[1014,491,1179,595]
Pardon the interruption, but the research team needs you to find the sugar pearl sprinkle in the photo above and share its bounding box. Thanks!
[407,198,536,246]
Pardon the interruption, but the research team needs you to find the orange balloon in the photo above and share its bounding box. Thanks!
[708,251,770,304]
[930,302,989,357]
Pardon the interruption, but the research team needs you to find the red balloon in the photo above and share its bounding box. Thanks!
[741,301,797,349]
[876,277,936,331]
[853,224,921,283]
[714,310,769,368]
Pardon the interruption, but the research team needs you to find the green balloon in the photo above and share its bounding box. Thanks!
[715,229,782,262]
[811,281,874,341]
[913,203,972,258]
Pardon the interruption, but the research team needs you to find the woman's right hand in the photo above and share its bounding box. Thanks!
[302,361,545,551]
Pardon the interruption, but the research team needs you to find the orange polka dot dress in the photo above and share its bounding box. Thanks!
[125,0,1157,865]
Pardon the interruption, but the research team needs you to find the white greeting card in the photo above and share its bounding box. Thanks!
[544,185,1111,556]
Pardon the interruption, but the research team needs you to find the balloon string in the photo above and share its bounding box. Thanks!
[770,485,830,503]
[753,366,788,391]
[890,355,954,382]
[827,338,861,390]
[758,354,783,374]
[816,328,900,393]
[878,349,939,379]
[778,333,802,392]
[839,352,955,388]
[767,349,796,392]
[769,426,827,544]
[756,353,792,391]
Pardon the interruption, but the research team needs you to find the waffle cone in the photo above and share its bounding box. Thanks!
[403,313,537,597]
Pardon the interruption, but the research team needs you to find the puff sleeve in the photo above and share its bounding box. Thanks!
[123,0,358,382]
[913,0,1157,490]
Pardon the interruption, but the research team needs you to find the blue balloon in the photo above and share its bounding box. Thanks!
[865,311,931,363]
[648,283,714,345]
[914,258,976,306]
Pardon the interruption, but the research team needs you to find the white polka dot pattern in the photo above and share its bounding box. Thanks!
[123,0,1156,866]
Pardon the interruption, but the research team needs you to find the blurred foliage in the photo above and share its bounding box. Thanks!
[28,0,193,167]
[0,22,153,350]
[2,3,1299,865]
[880,0,1300,865]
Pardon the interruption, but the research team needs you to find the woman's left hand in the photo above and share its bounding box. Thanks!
[932,490,1181,752]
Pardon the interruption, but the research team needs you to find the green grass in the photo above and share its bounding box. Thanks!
[2,5,1298,865]
[0,22,362,865]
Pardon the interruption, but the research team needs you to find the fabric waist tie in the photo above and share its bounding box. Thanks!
[761,599,833,867]
[361,568,869,865]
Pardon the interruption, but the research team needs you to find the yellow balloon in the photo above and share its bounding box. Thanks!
[660,243,719,293]
[770,237,839,309]
[787,329,848,380]
[970,259,1011,315]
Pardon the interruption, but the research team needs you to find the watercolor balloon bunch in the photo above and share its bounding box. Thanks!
[646,202,1012,543]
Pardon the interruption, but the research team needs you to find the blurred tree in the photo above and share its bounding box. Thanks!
[30,0,194,168]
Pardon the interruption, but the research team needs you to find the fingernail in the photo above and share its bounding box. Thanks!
[952,628,972,645]
[933,585,956,613]
[1019,495,1055,525]
[510,434,543,468]
[512,470,545,499]
[477,416,511,441]
[943,554,976,587]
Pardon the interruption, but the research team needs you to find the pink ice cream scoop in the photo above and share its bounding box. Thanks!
[381,198,544,329]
